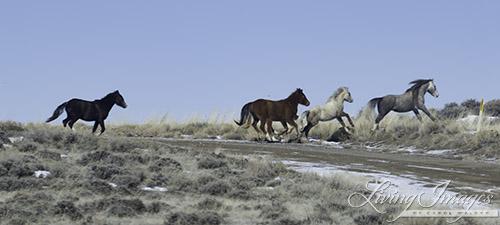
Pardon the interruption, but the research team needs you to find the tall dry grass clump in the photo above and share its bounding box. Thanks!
[108,111,257,140]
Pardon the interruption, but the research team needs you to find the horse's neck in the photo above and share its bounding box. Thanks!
[326,96,344,110]
[97,96,116,111]
[406,83,428,106]
[284,96,300,111]
[416,84,429,99]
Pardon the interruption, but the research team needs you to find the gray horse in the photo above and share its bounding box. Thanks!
[366,79,439,132]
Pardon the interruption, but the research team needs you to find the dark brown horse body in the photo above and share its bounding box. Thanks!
[235,88,310,140]
[46,90,127,134]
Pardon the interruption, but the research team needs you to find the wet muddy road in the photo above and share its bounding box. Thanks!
[153,138,500,196]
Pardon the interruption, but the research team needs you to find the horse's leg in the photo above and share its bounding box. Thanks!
[259,119,267,134]
[99,120,106,135]
[287,122,297,135]
[302,121,317,138]
[336,116,354,134]
[371,110,390,133]
[279,121,288,136]
[249,116,262,139]
[259,119,268,141]
[341,111,355,127]
[287,120,300,138]
[336,117,347,127]
[412,109,423,121]
[251,115,260,133]
[68,118,78,131]
[92,121,99,133]
[266,120,278,141]
[419,106,437,121]
[63,117,70,127]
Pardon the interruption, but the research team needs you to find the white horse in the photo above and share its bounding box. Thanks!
[298,87,354,138]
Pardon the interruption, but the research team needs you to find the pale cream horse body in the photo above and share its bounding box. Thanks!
[299,87,354,138]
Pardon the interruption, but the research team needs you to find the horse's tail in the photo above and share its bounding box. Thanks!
[46,102,67,122]
[234,102,253,127]
[362,98,382,119]
[298,110,310,129]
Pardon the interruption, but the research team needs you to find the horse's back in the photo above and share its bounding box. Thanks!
[66,98,98,119]
[251,99,272,115]
[380,94,414,113]
[67,98,93,105]
[378,95,396,109]
[252,99,278,111]
[251,99,293,121]
[66,98,94,109]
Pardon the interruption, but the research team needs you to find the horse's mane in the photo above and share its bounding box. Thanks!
[99,91,119,102]
[326,87,347,103]
[101,92,115,99]
[405,79,432,93]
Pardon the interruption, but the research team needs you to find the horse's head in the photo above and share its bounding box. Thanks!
[327,87,353,104]
[342,87,354,103]
[427,80,439,98]
[114,90,128,108]
[295,88,310,106]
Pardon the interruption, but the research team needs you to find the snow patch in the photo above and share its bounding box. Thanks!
[397,146,419,153]
[426,149,457,155]
[258,187,274,190]
[321,141,342,147]
[460,115,499,124]
[407,165,466,174]
[8,136,24,143]
[139,186,168,192]
[366,159,390,164]
[33,170,51,178]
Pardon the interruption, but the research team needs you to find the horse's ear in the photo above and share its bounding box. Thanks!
[115,90,120,94]
[297,88,303,92]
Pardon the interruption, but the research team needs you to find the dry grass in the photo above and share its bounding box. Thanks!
[0,122,493,224]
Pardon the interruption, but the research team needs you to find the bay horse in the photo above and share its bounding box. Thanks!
[235,88,310,141]
[299,87,354,138]
[46,90,127,134]
[365,79,439,132]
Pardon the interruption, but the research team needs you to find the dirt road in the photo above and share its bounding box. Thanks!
[153,138,500,196]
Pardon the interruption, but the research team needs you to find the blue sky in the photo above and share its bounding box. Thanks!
[1,1,499,123]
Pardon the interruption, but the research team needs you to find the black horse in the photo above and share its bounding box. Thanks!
[46,90,127,134]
